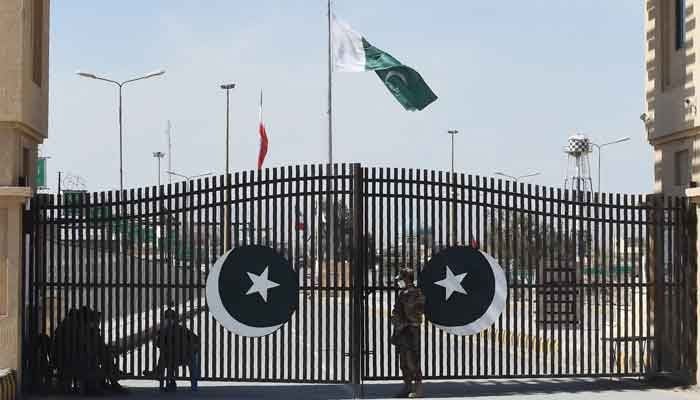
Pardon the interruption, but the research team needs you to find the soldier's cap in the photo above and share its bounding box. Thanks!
[394,267,415,282]
[163,309,178,321]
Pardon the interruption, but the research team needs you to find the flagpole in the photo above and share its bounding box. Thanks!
[327,0,333,165]
[327,0,336,322]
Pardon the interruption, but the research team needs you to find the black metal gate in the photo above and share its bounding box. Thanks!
[21,164,696,390]
[358,167,695,381]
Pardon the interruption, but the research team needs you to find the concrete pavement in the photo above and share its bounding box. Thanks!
[25,378,700,400]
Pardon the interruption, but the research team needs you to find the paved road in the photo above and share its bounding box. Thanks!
[26,379,700,399]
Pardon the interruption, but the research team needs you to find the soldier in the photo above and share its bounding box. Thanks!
[390,267,425,398]
[149,305,200,392]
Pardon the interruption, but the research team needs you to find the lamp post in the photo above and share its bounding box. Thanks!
[448,129,459,244]
[494,171,541,183]
[152,152,165,186]
[220,83,236,250]
[76,69,165,191]
[590,137,630,194]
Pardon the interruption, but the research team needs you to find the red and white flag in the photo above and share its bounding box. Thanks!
[257,90,269,170]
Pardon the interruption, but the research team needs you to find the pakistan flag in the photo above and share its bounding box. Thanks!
[331,14,438,111]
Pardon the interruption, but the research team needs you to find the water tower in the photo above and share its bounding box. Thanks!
[563,134,594,193]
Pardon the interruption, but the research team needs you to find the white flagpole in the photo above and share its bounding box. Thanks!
[327,0,333,165]
[327,0,335,280]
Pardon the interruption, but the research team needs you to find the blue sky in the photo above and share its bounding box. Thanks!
[45,1,648,193]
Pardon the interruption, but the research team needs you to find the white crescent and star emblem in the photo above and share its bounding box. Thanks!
[419,246,508,336]
[206,245,298,337]
[246,266,279,303]
[384,70,408,86]
[433,266,467,300]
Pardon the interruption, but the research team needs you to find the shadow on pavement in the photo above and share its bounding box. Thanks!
[361,378,658,398]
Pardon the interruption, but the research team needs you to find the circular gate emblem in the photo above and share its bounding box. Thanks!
[206,245,298,337]
[418,246,507,336]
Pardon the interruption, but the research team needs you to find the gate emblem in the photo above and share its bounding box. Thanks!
[419,246,507,336]
[206,245,299,337]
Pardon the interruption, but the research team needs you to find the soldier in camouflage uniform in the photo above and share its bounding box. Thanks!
[391,267,425,398]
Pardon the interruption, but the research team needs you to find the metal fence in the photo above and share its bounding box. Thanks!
[21,163,696,391]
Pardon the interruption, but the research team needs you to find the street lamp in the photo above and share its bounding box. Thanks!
[152,152,166,186]
[447,130,459,174]
[76,69,166,191]
[494,171,541,183]
[220,82,236,251]
[166,170,213,181]
[220,83,236,175]
[590,137,630,194]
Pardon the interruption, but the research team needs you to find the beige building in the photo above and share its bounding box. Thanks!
[0,0,49,188]
[645,0,699,196]
[0,0,49,387]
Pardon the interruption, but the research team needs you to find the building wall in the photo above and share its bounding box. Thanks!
[0,0,49,188]
[645,0,700,195]
[0,0,49,386]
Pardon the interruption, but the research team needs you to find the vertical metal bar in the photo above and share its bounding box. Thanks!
[601,192,608,375]
[282,166,291,381]
[474,175,481,376]
[135,188,144,376]
[271,167,279,380]
[428,170,437,377]
[624,194,631,375]
[46,194,54,368]
[603,193,616,374]
[636,194,644,375]
[143,187,152,374]
[498,178,506,377]
[333,164,340,382]
[126,188,134,375]
[105,190,114,371]
[300,165,307,381]
[202,178,210,378]
[378,167,386,377]
[114,189,123,379]
[351,163,364,389]
[672,196,680,372]
[586,190,593,375]
[310,164,318,381]
[527,183,534,376]
[611,193,624,374]
[460,173,467,377]
[340,164,348,381]
[326,165,333,382]
[547,187,555,375]
[685,199,696,374]
[238,172,246,379]
[490,177,497,376]
[292,166,301,381]
[518,182,525,376]
[370,167,378,379]
[572,188,579,375]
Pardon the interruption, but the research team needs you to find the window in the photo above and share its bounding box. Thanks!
[674,149,689,186]
[32,0,43,86]
[676,0,686,50]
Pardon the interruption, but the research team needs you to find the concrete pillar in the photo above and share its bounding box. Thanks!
[0,187,31,392]
[686,188,700,384]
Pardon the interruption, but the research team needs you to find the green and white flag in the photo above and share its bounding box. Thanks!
[331,14,438,111]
